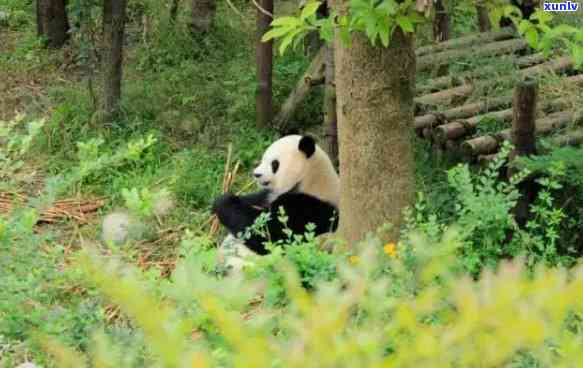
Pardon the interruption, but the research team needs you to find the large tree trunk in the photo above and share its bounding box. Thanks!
[37,0,69,48]
[102,0,127,124]
[191,0,216,33]
[255,0,274,128]
[335,27,416,245]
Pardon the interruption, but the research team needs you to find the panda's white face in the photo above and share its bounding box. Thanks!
[253,135,308,197]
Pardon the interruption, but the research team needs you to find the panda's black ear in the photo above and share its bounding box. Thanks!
[298,135,316,158]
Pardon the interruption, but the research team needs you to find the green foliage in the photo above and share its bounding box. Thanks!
[33,226,583,368]
[407,142,577,276]
[484,2,583,68]
[122,187,171,219]
[0,114,45,185]
[263,0,583,68]
[263,0,427,54]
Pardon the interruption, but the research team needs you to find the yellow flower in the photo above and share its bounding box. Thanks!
[348,255,360,264]
[384,242,397,258]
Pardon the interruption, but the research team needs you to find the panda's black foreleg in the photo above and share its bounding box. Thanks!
[211,191,272,254]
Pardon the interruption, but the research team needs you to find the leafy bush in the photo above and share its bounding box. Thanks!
[34,226,583,368]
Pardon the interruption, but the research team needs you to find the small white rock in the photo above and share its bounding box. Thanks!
[218,234,258,275]
[16,363,40,368]
[101,211,146,245]
[152,192,175,218]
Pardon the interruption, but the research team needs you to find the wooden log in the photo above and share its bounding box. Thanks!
[414,95,512,133]
[433,98,572,143]
[477,153,497,166]
[415,56,574,111]
[515,52,545,68]
[461,110,575,157]
[552,129,583,147]
[415,27,515,58]
[433,109,514,143]
[417,38,527,72]
[416,52,546,95]
[415,84,473,108]
[274,47,326,130]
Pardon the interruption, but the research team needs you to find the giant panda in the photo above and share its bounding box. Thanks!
[212,135,340,255]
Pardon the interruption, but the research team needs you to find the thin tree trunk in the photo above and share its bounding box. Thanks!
[335,26,416,245]
[476,5,491,32]
[170,0,181,23]
[102,0,127,124]
[255,0,274,128]
[191,0,215,33]
[324,44,338,167]
[432,0,450,76]
[37,0,69,48]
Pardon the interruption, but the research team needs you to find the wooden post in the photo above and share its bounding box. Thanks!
[255,0,274,128]
[508,78,538,227]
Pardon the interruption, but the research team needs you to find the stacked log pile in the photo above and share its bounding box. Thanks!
[413,28,583,162]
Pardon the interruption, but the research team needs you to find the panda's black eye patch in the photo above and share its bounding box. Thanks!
[271,159,280,173]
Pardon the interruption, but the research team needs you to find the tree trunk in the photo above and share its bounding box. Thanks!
[274,47,326,131]
[432,0,450,76]
[102,0,127,124]
[170,0,181,23]
[476,5,491,32]
[37,0,69,48]
[324,44,338,167]
[191,0,215,33]
[335,27,416,245]
[255,0,274,128]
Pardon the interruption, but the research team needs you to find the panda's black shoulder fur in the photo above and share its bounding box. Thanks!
[212,191,338,255]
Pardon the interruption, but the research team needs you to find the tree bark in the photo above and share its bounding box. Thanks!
[191,0,216,33]
[335,27,416,245]
[102,0,127,124]
[274,47,326,131]
[324,44,338,167]
[476,5,491,32]
[255,0,274,128]
[37,0,69,48]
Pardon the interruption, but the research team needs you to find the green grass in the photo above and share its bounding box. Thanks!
[1,1,583,366]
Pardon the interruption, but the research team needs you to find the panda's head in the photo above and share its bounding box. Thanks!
[252,135,314,192]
